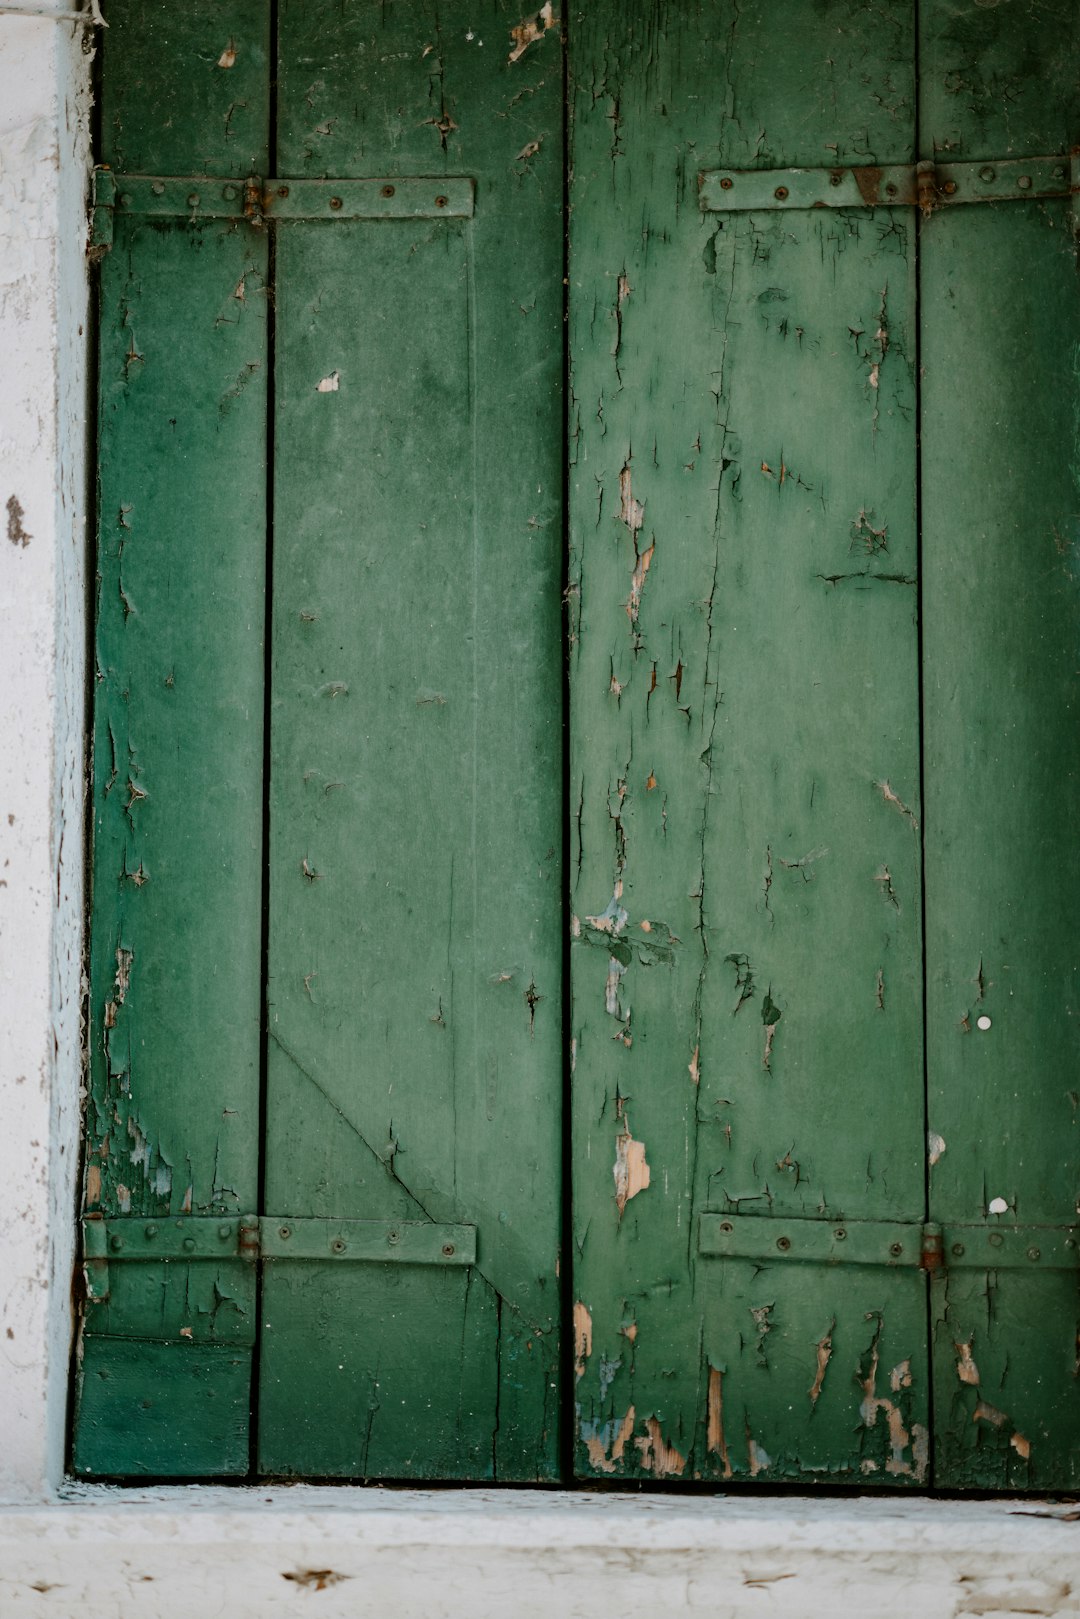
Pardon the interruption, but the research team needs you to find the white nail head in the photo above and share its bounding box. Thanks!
[988,1196,1008,1215]
[976,1015,992,1031]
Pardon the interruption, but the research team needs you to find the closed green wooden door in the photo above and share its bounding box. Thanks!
[76,0,1079,1489]
[569,0,1080,1491]
[77,0,564,1483]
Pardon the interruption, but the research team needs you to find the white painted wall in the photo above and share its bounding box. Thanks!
[0,10,1077,1615]
[0,2,90,1503]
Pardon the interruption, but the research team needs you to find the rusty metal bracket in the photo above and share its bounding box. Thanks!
[88,168,475,248]
[88,164,115,257]
[699,153,1077,214]
[698,1213,1080,1271]
[82,1215,475,1300]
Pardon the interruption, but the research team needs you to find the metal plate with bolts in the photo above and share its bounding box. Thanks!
[698,1213,1080,1269]
[699,154,1077,213]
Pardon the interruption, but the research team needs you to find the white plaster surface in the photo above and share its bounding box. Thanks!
[0,5,90,1501]
[0,14,1078,1619]
[2,1489,1080,1617]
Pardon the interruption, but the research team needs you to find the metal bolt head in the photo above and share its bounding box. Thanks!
[278,1225,291,1240]
[441,1242,456,1257]
[943,180,957,195]
[109,1234,124,1252]
[329,196,343,210]
[151,180,165,196]
[989,1231,1004,1248]
[774,185,789,201]
[889,1242,903,1257]
[187,193,200,208]
[222,184,238,201]
[885,183,897,196]
[951,1242,965,1257]
[120,193,133,209]
[980,166,996,182]
[144,1223,158,1238]
[381,184,396,198]
[1017,174,1032,190]
[1027,1246,1041,1262]
[277,185,289,198]
[834,1227,847,1240]
[776,1235,791,1251]
[719,177,733,191]
[331,1237,346,1253]
[218,1223,232,1240]
[182,1236,196,1253]
[1054,165,1066,180]
[435,195,449,208]
[829,172,843,186]
[719,1220,733,1232]
[387,1229,401,1245]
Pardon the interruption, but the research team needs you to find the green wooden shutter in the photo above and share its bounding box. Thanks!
[257,0,565,1481]
[75,1,271,1477]
[75,0,564,1482]
[76,0,1080,1490]
[568,0,1080,1490]
[568,0,928,1486]
[920,0,1080,1489]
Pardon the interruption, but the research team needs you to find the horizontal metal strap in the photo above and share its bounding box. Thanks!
[260,1218,475,1265]
[83,1216,475,1266]
[699,153,1076,213]
[698,1213,1080,1270]
[92,169,475,227]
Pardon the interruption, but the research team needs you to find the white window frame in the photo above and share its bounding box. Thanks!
[0,11,1076,1613]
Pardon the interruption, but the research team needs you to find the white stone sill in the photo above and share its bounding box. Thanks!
[1,1488,1078,1617]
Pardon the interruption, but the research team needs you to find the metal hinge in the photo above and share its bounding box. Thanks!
[82,1214,475,1302]
[88,167,474,255]
[699,151,1079,216]
[697,1213,1080,1272]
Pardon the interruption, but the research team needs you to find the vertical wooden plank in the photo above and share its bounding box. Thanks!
[569,0,929,1483]
[259,0,564,1479]
[74,0,269,1477]
[920,0,1080,1489]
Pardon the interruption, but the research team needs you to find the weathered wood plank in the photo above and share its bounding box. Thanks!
[568,0,927,1483]
[260,0,564,1480]
[920,0,1080,1490]
[75,0,269,1478]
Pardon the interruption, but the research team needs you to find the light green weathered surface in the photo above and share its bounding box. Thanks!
[920,0,1080,1490]
[568,0,928,1483]
[259,0,565,1481]
[74,0,269,1478]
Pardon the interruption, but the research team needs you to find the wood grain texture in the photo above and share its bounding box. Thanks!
[920,0,1080,1490]
[259,0,564,1481]
[76,0,269,1478]
[568,0,928,1484]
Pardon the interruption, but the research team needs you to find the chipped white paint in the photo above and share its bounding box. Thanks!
[1,20,1080,1619]
[316,369,340,392]
[928,1130,946,1165]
